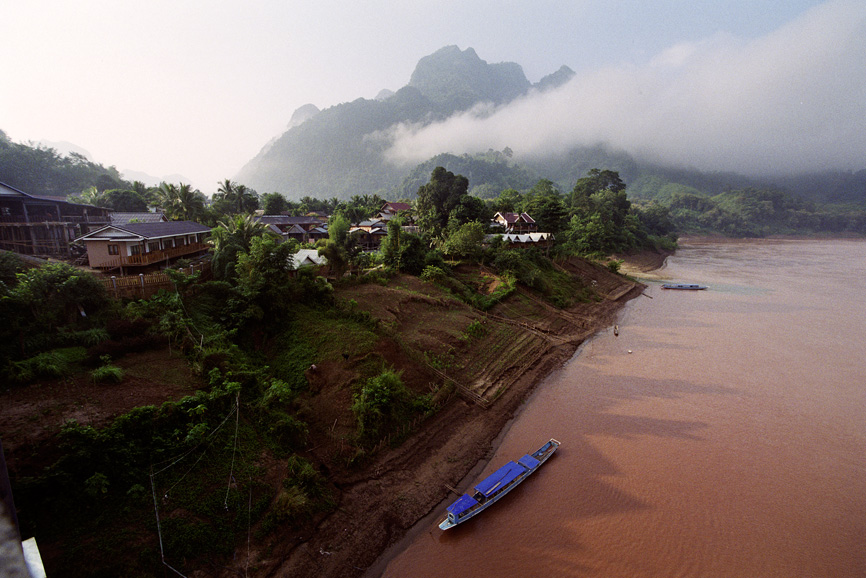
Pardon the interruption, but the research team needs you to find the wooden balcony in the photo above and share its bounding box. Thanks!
[103,242,210,268]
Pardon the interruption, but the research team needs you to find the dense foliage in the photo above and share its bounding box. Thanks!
[0,130,128,196]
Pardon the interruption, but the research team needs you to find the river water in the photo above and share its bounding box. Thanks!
[379,239,866,578]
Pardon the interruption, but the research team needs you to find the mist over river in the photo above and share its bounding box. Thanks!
[378,239,866,578]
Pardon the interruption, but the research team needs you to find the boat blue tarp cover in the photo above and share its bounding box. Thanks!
[518,454,540,469]
[447,494,480,516]
[474,461,524,498]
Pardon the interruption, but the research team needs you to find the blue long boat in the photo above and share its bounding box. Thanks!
[439,438,560,530]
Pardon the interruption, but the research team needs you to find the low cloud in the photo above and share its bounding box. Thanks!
[384,0,866,175]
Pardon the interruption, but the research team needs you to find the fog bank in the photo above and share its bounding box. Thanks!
[385,1,866,176]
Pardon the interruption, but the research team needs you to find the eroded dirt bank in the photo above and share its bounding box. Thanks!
[260,256,655,578]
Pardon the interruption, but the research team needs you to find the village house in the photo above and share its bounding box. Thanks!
[378,202,412,221]
[375,202,419,234]
[492,212,537,234]
[256,215,328,244]
[74,221,211,274]
[0,181,111,257]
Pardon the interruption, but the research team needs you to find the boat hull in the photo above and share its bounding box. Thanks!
[439,438,560,530]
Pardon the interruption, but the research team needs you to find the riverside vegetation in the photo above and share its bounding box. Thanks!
[0,165,659,576]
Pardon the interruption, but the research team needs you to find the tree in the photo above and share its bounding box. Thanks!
[8,262,110,332]
[447,194,489,228]
[570,169,626,212]
[415,167,469,238]
[100,189,148,212]
[442,221,486,261]
[492,188,522,213]
[68,186,104,206]
[155,182,207,221]
[261,192,290,215]
[522,179,568,234]
[212,179,260,216]
[234,236,297,325]
[380,218,427,274]
[562,169,641,254]
[210,214,277,280]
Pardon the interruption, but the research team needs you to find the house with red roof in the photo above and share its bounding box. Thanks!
[492,212,537,233]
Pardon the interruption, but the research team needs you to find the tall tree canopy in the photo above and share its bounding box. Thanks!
[212,179,260,216]
[415,166,469,238]
[155,182,207,221]
[261,192,290,215]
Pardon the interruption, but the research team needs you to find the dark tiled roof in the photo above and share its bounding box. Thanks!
[118,221,210,237]
[111,212,166,224]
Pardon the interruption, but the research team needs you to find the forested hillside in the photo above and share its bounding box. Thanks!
[0,130,129,197]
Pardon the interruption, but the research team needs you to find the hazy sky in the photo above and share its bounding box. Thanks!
[2,0,863,193]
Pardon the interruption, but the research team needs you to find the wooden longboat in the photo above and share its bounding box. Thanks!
[438,438,560,530]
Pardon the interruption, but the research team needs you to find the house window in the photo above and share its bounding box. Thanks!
[148,241,160,252]
[130,245,141,256]
[107,244,119,255]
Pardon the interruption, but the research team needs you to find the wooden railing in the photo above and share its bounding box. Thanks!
[103,242,209,268]
[101,262,212,299]
[0,214,111,224]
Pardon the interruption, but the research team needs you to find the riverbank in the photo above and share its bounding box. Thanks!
[370,238,866,578]
[260,256,651,578]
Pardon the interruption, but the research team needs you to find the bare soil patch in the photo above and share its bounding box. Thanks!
[0,348,201,478]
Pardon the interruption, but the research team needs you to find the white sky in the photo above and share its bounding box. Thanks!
[2,0,863,193]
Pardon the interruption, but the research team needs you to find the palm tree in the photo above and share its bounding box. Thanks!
[156,182,206,221]
[68,185,105,206]
[214,179,258,216]
[209,214,276,280]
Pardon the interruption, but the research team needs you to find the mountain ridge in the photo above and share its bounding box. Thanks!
[234,46,574,199]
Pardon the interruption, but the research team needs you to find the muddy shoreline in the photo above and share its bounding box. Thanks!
[262,254,661,578]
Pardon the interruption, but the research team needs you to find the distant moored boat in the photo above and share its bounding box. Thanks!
[661,283,708,290]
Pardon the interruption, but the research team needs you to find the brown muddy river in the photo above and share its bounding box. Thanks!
[378,239,866,578]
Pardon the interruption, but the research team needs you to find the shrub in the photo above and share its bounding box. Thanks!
[420,265,447,282]
[261,486,311,532]
[460,320,486,342]
[91,364,124,384]
[84,472,110,498]
[10,347,86,383]
[264,411,309,450]
[263,378,296,406]
[352,369,415,441]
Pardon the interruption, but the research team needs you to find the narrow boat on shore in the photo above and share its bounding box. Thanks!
[439,438,560,530]
[661,283,708,290]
